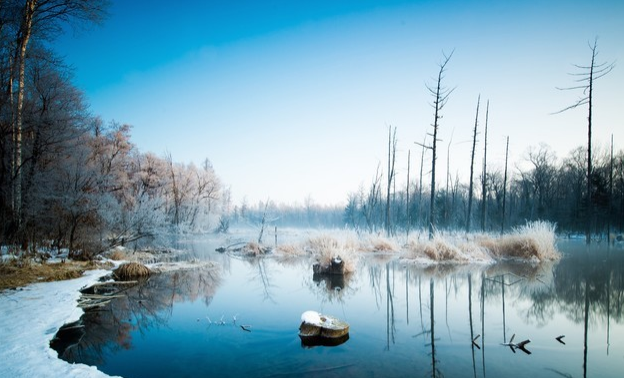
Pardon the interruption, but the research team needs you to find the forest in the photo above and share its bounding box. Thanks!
[344,139,624,239]
[1,1,622,261]
[0,1,227,258]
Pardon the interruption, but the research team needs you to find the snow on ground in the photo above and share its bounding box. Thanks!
[0,269,119,378]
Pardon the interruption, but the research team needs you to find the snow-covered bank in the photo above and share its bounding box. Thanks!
[0,269,119,378]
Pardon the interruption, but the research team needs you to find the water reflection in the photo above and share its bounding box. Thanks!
[56,242,624,378]
[54,265,221,366]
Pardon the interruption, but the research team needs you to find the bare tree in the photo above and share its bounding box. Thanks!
[406,149,411,238]
[501,136,509,235]
[386,125,397,236]
[418,135,426,228]
[481,100,489,232]
[467,94,480,233]
[608,134,613,242]
[419,51,454,240]
[555,38,615,244]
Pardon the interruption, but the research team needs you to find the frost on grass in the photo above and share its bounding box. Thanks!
[304,235,358,274]
[405,235,490,263]
[477,221,560,262]
[404,221,560,263]
[238,221,559,266]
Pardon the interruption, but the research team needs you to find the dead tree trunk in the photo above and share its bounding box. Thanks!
[421,51,454,240]
[406,149,411,239]
[555,38,614,244]
[501,136,510,235]
[467,95,480,233]
[480,100,489,232]
[386,126,397,237]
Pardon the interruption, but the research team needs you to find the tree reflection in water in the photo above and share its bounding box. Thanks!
[56,265,221,366]
[52,244,624,378]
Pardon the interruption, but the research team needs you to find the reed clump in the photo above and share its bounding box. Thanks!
[364,236,398,252]
[407,237,468,262]
[113,262,151,280]
[108,248,127,261]
[306,235,357,273]
[242,242,272,256]
[275,243,305,256]
[478,221,560,261]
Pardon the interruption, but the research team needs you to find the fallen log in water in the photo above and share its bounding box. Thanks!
[81,280,138,295]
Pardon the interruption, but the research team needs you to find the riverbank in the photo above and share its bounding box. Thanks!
[0,268,119,378]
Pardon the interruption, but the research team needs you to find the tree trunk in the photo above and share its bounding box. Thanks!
[480,100,489,232]
[427,52,453,239]
[501,136,509,235]
[406,149,411,239]
[467,95,480,233]
[13,0,38,229]
[386,126,396,236]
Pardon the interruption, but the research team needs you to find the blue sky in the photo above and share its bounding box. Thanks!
[54,0,624,206]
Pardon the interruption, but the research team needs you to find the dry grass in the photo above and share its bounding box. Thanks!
[406,237,468,262]
[364,236,398,252]
[477,221,560,261]
[305,235,357,273]
[108,249,127,261]
[241,242,271,256]
[113,262,151,280]
[402,221,559,263]
[275,243,305,256]
[0,260,105,291]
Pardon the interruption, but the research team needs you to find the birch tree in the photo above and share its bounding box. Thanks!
[4,0,107,239]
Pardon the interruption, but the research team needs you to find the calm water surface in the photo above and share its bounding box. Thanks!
[56,239,624,378]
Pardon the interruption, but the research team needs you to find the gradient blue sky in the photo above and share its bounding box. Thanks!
[54,0,623,206]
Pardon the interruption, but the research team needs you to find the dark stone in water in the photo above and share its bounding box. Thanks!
[312,256,345,275]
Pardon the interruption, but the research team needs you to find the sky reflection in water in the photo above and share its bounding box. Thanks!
[57,240,624,378]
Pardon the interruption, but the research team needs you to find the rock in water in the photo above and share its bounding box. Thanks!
[299,310,349,347]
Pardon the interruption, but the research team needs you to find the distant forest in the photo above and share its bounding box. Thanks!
[342,141,624,239]
[1,1,621,259]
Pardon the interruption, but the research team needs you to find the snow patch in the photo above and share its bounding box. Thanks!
[0,269,120,378]
[301,310,322,325]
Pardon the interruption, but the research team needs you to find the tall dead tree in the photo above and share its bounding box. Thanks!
[418,51,454,240]
[406,149,411,239]
[418,136,426,227]
[555,38,614,244]
[608,134,613,243]
[466,95,480,233]
[444,129,454,227]
[386,125,397,236]
[480,100,489,232]
[501,136,509,235]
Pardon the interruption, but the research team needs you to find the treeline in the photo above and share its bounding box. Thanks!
[344,143,624,238]
[229,200,344,230]
[1,1,224,257]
